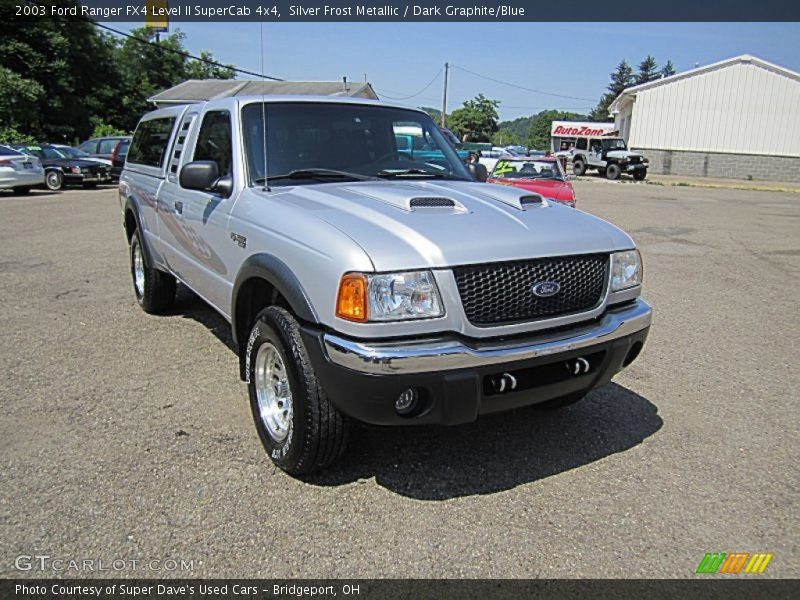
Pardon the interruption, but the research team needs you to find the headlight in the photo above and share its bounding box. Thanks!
[610,250,642,291]
[336,271,444,322]
[70,166,82,174]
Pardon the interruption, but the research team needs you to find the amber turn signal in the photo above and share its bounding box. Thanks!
[336,273,368,322]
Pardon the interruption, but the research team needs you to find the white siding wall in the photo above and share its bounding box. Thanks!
[628,62,800,157]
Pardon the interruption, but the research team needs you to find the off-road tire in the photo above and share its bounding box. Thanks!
[535,391,587,411]
[130,228,176,313]
[572,159,586,176]
[246,306,350,475]
[633,169,647,181]
[606,164,622,180]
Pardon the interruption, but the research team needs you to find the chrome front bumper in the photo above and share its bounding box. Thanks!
[324,298,652,375]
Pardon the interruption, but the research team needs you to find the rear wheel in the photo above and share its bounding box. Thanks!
[130,229,176,313]
[633,169,647,181]
[246,306,350,475]
[11,186,31,195]
[45,170,63,191]
[572,159,586,176]
[606,164,622,180]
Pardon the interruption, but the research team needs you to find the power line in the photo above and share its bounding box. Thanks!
[92,21,284,81]
[451,64,595,102]
[374,68,442,100]
[26,0,283,81]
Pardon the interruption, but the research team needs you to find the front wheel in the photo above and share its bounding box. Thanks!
[606,164,622,180]
[572,159,586,176]
[246,306,350,475]
[45,170,63,191]
[633,169,647,181]
[130,229,176,313]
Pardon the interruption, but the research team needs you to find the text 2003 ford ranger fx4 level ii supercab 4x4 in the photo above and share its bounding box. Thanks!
[120,97,652,475]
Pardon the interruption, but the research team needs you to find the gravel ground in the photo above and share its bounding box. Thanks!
[0,182,797,579]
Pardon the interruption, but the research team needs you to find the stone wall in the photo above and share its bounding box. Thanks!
[632,148,800,183]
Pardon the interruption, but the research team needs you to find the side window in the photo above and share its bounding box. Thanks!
[78,140,96,153]
[128,117,177,168]
[575,138,588,151]
[192,111,232,177]
[98,139,119,154]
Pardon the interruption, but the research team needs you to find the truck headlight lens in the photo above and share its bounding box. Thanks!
[336,271,444,322]
[610,250,642,291]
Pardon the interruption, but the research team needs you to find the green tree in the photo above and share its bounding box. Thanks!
[661,60,676,78]
[185,50,236,80]
[447,94,500,142]
[526,110,589,151]
[0,0,120,142]
[589,60,635,122]
[635,55,660,85]
[491,129,520,146]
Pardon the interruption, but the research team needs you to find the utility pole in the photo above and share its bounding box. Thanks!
[441,62,449,129]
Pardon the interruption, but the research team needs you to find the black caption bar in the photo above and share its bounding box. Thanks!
[12,0,800,21]
[2,579,797,600]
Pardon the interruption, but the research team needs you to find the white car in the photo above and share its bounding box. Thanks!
[478,148,514,172]
[52,144,112,167]
[0,145,44,194]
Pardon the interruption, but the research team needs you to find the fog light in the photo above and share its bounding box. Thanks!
[395,388,419,415]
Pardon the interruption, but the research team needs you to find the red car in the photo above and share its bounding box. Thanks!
[487,156,576,207]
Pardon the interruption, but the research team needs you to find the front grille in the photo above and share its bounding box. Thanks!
[453,253,609,325]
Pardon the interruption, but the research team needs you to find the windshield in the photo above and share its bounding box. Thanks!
[242,102,471,185]
[491,159,565,181]
[602,138,627,151]
[58,146,89,159]
[22,146,65,160]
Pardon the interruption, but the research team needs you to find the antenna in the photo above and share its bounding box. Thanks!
[259,21,270,191]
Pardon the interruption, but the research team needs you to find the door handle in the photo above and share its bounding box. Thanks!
[174,201,183,214]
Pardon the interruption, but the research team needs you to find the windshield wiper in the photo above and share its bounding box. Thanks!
[377,168,464,180]
[256,168,379,184]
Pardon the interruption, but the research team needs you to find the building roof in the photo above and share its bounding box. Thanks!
[148,79,379,105]
[609,54,800,114]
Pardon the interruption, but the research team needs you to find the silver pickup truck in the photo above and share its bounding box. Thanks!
[120,96,651,474]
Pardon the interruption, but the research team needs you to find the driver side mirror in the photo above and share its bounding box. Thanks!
[180,161,233,198]
[468,162,488,183]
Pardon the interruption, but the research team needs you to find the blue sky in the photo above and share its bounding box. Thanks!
[119,21,800,121]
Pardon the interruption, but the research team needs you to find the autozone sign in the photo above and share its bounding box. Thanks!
[551,121,616,137]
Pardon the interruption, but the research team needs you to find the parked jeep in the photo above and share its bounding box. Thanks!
[120,97,651,474]
[572,136,648,180]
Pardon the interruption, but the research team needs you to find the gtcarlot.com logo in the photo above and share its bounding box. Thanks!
[14,554,194,572]
[696,552,773,574]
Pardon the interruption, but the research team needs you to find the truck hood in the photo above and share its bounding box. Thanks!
[269,180,634,271]
[607,150,644,160]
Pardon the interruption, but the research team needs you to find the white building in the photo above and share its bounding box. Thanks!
[609,55,800,182]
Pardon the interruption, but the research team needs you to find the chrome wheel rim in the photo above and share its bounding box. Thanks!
[254,342,293,442]
[132,241,145,298]
[46,172,60,190]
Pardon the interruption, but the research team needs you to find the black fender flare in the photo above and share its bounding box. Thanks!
[123,197,156,268]
[573,154,586,163]
[231,253,319,348]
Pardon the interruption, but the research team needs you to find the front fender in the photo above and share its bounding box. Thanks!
[231,253,319,347]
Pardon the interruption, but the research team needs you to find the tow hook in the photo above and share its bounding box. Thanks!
[490,372,518,394]
[567,357,590,376]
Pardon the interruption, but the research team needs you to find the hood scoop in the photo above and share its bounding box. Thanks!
[409,197,457,209]
[477,186,548,211]
[345,184,465,213]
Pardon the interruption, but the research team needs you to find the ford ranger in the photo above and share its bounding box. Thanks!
[120,96,651,475]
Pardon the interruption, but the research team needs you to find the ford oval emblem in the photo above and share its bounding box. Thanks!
[532,281,560,297]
